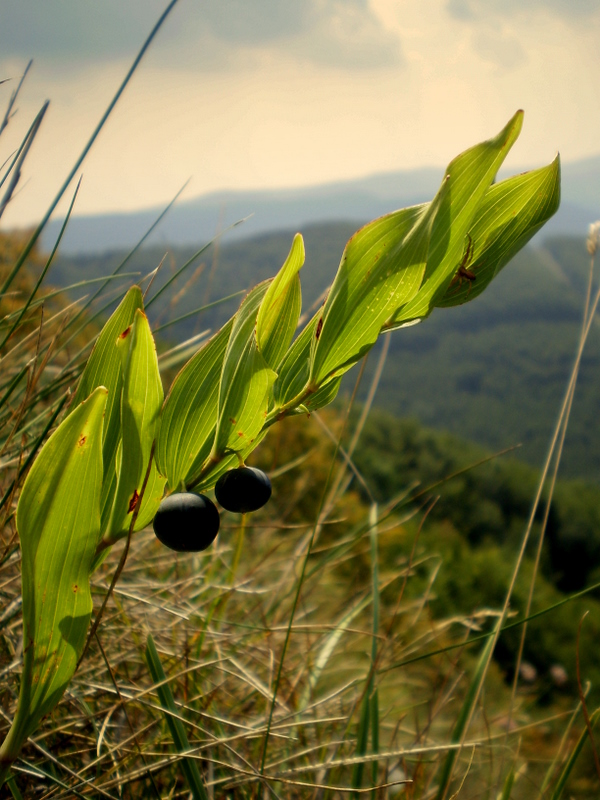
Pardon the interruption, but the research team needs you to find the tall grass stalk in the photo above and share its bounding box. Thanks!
[439,229,600,797]
[0,0,181,297]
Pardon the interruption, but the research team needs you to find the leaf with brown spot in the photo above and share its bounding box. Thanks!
[105,309,165,543]
[127,490,140,514]
[73,286,143,534]
[0,387,106,765]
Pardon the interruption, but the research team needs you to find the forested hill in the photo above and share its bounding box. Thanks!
[51,223,600,481]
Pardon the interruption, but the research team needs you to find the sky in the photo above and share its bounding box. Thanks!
[1,0,600,227]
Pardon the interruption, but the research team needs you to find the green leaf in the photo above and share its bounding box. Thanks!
[104,309,165,544]
[0,388,107,765]
[304,375,342,412]
[156,320,233,492]
[256,233,304,370]
[436,155,561,308]
[389,110,524,327]
[212,282,276,458]
[73,286,143,533]
[272,313,320,410]
[308,200,433,388]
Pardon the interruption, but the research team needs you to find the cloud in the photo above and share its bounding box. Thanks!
[447,0,600,21]
[0,0,402,71]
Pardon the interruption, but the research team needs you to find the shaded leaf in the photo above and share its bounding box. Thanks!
[156,320,233,492]
[256,232,304,370]
[0,388,107,764]
[104,310,165,543]
[272,313,320,411]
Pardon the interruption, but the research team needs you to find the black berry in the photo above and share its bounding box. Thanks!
[215,467,272,513]
[153,492,220,552]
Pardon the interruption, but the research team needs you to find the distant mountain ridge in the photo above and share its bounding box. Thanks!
[38,154,600,254]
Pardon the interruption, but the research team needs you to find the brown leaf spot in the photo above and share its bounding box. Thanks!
[119,325,132,339]
[72,584,79,593]
[229,417,236,424]
[237,431,244,437]
[128,490,140,513]
[315,317,323,340]
[78,435,87,447]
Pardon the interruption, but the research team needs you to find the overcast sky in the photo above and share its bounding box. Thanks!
[1,0,600,227]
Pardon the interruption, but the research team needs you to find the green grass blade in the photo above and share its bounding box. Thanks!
[5,772,23,799]
[152,290,245,334]
[0,60,32,140]
[0,177,82,351]
[144,217,248,311]
[499,764,516,800]
[369,502,380,798]
[352,503,380,798]
[0,274,141,329]
[351,692,371,795]
[0,392,70,515]
[549,708,600,800]
[144,634,209,800]
[53,181,191,351]
[299,593,372,710]
[434,622,498,800]
[0,101,48,221]
[0,0,181,297]
[0,362,29,410]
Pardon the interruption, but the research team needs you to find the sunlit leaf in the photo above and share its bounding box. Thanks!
[256,233,304,370]
[308,193,441,388]
[436,155,561,307]
[73,286,143,533]
[104,309,165,544]
[0,388,106,765]
[388,110,524,327]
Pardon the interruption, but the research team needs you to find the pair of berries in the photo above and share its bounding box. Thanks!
[152,466,271,552]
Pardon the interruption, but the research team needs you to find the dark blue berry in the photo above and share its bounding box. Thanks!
[215,467,272,513]
[153,492,220,552]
